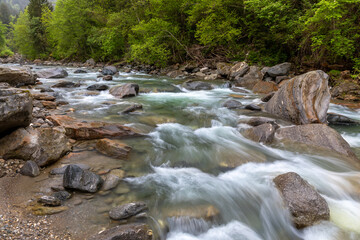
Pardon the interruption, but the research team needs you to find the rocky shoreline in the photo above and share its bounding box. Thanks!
[0,60,359,239]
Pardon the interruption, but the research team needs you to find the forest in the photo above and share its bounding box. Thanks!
[0,0,360,71]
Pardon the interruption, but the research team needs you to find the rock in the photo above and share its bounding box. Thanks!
[276,124,358,161]
[20,160,40,177]
[96,138,132,159]
[87,84,109,91]
[229,62,249,79]
[32,93,55,101]
[0,126,71,167]
[38,196,61,207]
[50,164,90,175]
[183,80,213,91]
[121,104,143,114]
[102,174,121,191]
[85,58,96,66]
[103,75,113,81]
[102,66,117,75]
[331,82,360,101]
[52,191,71,201]
[235,66,263,89]
[109,202,148,220]
[261,92,275,102]
[166,205,219,221]
[327,113,360,126]
[74,69,87,74]
[231,87,248,93]
[245,104,261,111]
[47,115,140,140]
[110,83,139,98]
[275,75,289,84]
[88,224,153,240]
[42,101,57,109]
[273,172,330,228]
[31,206,69,215]
[52,81,80,88]
[265,62,291,77]
[194,71,206,79]
[167,70,184,78]
[252,81,278,94]
[204,73,218,81]
[265,70,330,125]
[36,68,68,79]
[239,117,277,127]
[0,88,33,135]
[63,165,103,193]
[241,123,276,143]
[216,62,232,77]
[0,66,36,86]
[38,87,54,93]
[222,100,243,109]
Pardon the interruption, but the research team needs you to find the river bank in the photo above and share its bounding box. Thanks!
[0,62,360,239]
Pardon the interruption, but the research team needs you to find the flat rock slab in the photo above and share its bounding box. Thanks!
[273,172,330,228]
[47,115,141,140]
[88,223,153,240]
[32,93,56,101]
[96,138,132,159]
[0,66,36,86]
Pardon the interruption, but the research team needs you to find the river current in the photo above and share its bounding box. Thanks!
[31,66,360,239]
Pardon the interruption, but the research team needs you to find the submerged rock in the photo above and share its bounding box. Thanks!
[265,70,330,125]
[36,67,68,79]
[47,115,140,140]
[121,104,143,114]
[63,165,103,193]
[87,84,109,91]
[222,99,243,109]
[20,161,40,177]
[110,83,139,98]
[102,174,120,191]
[273,172,330,228]
[109,202,148,220]
[0,65,36,86]
[96,138,132,159]
[0,88,33,135]
[183,80,213,91]
[88,223,153,240]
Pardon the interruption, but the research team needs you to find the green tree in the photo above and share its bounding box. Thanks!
[0,2,11,25]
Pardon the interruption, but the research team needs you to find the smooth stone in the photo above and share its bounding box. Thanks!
[38,196,61,206]
[20,161,40,177]
[222,100,243,109]
[102,174,121,191]
[109,202,148,220]
[63,165,103,193]
[110,83,139,98]
[245,104,261,111]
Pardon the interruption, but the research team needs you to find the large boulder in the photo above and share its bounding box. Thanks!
[109,202,148,220]
[265,62,291,78]
[96,138,132,159]
[275,124,359,162]
[88,224,153,240]
[47,115,140,140]
[0,88,33,135]
[0,65,36,86]
[36,68,68,79]
[229,62,249,79]
[252,81,278,94]
[63,165,103,193]
[0,126,71,167]
[273,172,330,228]
[265,70,330,125]
[183,80,213,91]
[102,66,117,75]
[110,83,139,98]
[216,62,232,77]
[235,66,263,89]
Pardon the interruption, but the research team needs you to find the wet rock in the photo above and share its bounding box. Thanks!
[265,70,330,125]
[110,169,126,179]
[88,223,153,240]
[229,62,249,79]
[231,87,248,93]
[0,88,33,135]
[241,123,276,143]
[0,126,71,167]
[52,191,71,201]
[85,58,96,67]
[273,172,330,228]
[239,117,277,127]
[0,65,36,86]
[20,160,40,177]
[74,69,87,74]
[166,205,219,221]
[216,62,232,77]
[265,62,291,78]
[109,202,148,220]
[52,81,80,88]
[63,165,103,193]
[38,87,54,93]
[183,80,213,91]
[110,83,139,98]
[276,124,358,161]
[252,81,278,94]
[47,115,140,140]
[38,196,61,207]
[87,84,109,91]
[36,67,68,79]
[245,104,261,111]
[31,205,69,215]
[57,100,69,106]
[235,66,263,89]
[121,104,143,114]
[102,174,121,191]
[261,92,275,102]
[222,100,243,109]
[42,101,57,109]
[96,138,132,159]
[103,75,113,81]
[102,66,117,75]
[32,93,55,101]
[50,164,90,175]
[327,113,360,126]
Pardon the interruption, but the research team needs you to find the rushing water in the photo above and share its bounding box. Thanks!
[29,66,360,239]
